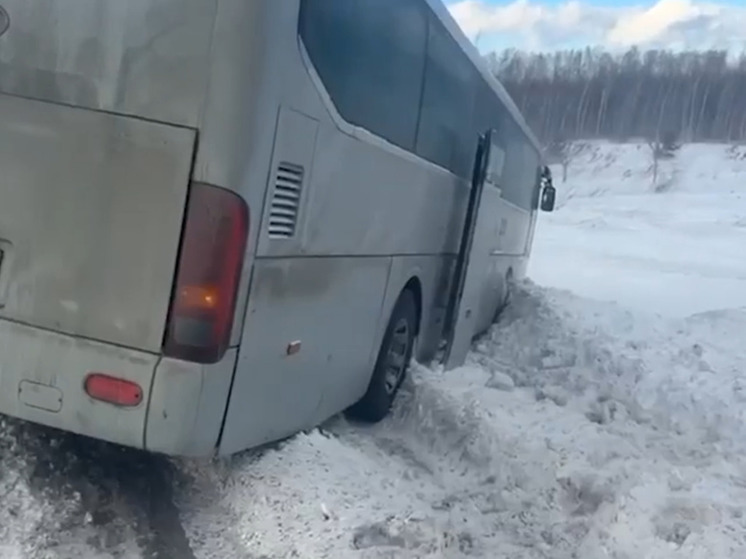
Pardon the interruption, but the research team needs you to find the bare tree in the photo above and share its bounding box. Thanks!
[546,138,584,182]
[660,129,681,156]
[647,130,680,185]
[647,137,662,185]
[492,47,744,144]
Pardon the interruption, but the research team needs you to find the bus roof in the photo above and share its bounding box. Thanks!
[425,0,543,155]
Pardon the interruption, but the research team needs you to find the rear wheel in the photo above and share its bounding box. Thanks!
[347,290,417,423]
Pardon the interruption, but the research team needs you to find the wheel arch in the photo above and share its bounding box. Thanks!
[346,275,421,422]
[401,275,423,336]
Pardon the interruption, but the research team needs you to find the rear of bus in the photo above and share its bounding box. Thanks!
[0,0,248,455]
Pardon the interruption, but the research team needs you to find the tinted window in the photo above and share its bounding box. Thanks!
[499,118,539,210]
[299,0,538,194]
[473,81,509,140]
[531,164,542,209]
[299,0,427,151]
[472,80,539,209]
[520,141,541,210]
[472,81,509,187]
[416,19,479,178]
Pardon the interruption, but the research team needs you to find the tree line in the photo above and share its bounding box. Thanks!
[487,48,746,144]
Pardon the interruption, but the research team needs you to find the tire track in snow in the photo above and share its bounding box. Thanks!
[0,418,197,559]
[334,374,567,559]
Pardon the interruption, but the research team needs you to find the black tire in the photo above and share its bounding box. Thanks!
[347,289,418,423]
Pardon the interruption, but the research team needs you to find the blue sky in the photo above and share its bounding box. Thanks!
[446,0,746,52]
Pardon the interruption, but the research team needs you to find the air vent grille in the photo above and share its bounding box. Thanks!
[268,162,304,238]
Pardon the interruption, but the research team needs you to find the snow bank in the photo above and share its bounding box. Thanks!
[482,282,746,453]
[553,141,746,202]
[416,282,746,558]
[178,281,746,559]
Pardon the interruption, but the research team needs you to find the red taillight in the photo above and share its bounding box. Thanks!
[163,183,249,364]
[84,373,143,407]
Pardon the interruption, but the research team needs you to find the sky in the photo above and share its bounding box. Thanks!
[446,0,746,53]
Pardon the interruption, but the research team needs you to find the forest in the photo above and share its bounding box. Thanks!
[488,48,746,145]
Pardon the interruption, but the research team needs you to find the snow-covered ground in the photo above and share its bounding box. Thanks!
[1,141,745,558]
[531,142,746,316]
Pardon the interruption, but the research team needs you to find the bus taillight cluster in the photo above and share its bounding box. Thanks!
[163,183,249,364]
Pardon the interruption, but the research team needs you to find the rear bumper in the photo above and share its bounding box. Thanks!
[0,318,155,448]
[0,318,235,457]
[145,350,236,457]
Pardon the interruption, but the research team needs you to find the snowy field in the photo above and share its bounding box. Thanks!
[531,142,746,317]
[1,142,745,558]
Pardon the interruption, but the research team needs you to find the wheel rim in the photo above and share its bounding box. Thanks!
[383,318,410,394]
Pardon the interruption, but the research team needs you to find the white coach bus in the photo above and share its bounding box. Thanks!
[0,0,555,456]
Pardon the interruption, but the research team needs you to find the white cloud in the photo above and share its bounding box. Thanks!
[447,0,746,52]
[449,0,543,37]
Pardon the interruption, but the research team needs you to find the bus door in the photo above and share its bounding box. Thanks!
[443,129,505,371]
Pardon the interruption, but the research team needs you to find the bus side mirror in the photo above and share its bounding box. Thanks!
[539,165,555,212]
[540,184,556,212]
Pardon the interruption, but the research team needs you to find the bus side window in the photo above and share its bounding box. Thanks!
[416,16,479,179]
[299,0,427,152]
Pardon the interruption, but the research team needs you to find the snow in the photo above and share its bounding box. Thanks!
[1,141,745,558]
[530,141,746,316]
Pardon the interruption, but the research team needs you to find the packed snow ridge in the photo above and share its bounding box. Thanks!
[0,141,744,559]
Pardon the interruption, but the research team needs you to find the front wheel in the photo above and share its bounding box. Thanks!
[347,290,417,423]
